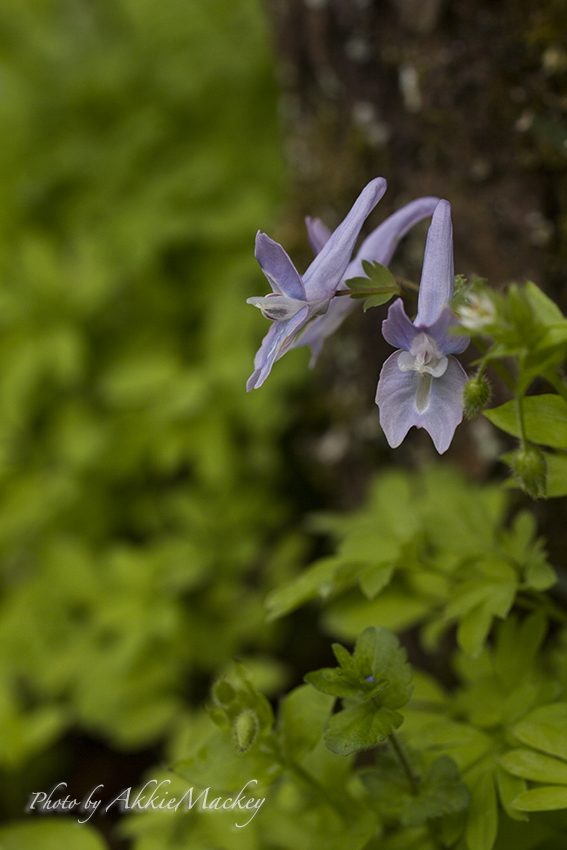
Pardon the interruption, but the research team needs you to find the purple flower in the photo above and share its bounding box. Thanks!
[375,200,469,454]
[246,178,387,390]
[292,196,440,366]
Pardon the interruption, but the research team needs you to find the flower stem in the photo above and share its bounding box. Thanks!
[395,276,420,293]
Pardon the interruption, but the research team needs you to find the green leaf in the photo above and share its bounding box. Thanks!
[545,452,567,497]
[361,260,397,289]
[525,281,565,326]
[511,785,567,811]
[265,557,357,621]
[359,563,395,599]
[332,642,354,671]
[519,703,567,726]
[175,727,280,791]
[304,668,361,699]
[279,684,334,760]
[495,765,528,822]
[466,771,498,850]
[363,292,397,311]
[484,395,567,449]
[457,604,494,658]
[361,754,469,827]
[493,613,547,689]
[403,756,470,826]
[325,701,403,755]
[353,627,413,709]
[323,591,430,639]
[343,276,380,292]
[512,720,567,761]
[454,580,516,657]
[0,821,107,850]
[500,748,567,784]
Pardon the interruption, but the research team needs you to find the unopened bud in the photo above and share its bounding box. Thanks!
[463,374,491,418]
[232,708,259,753]
[511,446,547,499]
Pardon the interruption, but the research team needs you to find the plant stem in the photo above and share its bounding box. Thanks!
[389,731,419,796]
[472,340,515,391]
[395,276,420,293]
[287,760,349,820]
[515,391,528,450]
[334,286,399,297]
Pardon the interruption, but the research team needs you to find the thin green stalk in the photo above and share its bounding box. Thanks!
[335,286,399,298]
[389,731,419,795]
[472,339,515,391]
[515,391,528,450]
[395,276,420,293]
[287,760,349,820]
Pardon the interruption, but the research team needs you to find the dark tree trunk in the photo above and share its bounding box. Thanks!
[266,0,567,497]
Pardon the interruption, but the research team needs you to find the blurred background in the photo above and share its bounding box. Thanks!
[0,0,565,847]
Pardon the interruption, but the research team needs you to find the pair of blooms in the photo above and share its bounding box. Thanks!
[246,178,469,454]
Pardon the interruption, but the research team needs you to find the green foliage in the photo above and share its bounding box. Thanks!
[151,668,380,850]
[306,628,412,755]
[457,278,567,497]
[268,468,555,657]
[344,260,400,311]
[0,0,304,763]
[361,753,470,827]
[0,820,107,850]
[486,396,567,450]
[499,704,567,813]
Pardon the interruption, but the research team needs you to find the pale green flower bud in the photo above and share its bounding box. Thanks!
[232,708,259,754]
[463,374,491,419]
[511,446,547,499]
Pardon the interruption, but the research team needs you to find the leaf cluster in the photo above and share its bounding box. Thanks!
[457,279,567,498]
[306,627,413,755]
[268,467,555,658]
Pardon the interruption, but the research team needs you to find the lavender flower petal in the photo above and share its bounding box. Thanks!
[381,298,419,351]
[375,351,422,448]
[305,217,331,254]
[415,200,454,327]
[419,357,468,452]
[424,305,470,355]
[246,305,310,391]
[294,196,439,364]
[346,196,439,280]
[302,177,387,302]
[248,179,389,389]
[376,199,468,453]
[254,232,305,300]
[376,352,467,453]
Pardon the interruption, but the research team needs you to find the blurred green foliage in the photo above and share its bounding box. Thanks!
[0,0,306,796]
